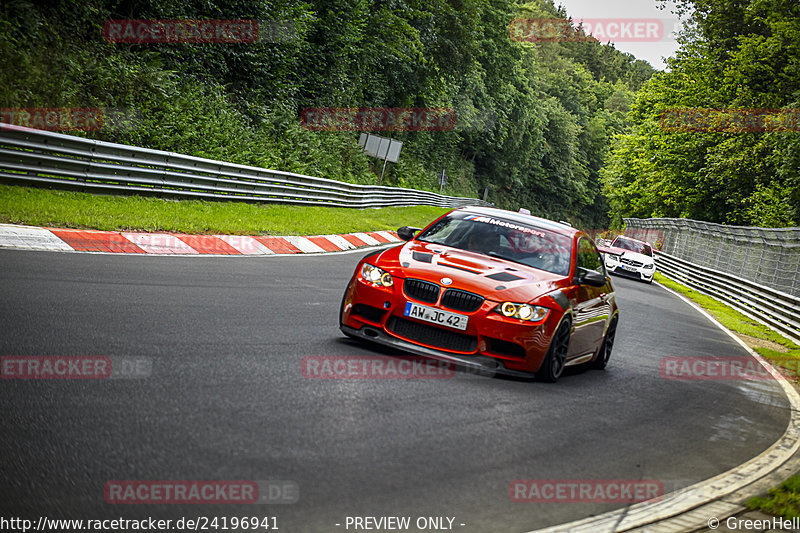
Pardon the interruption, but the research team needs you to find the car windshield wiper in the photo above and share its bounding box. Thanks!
[487,251,529,267]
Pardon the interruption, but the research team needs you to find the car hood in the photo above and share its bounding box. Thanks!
[372,241,566,303]
[610,249,654,264]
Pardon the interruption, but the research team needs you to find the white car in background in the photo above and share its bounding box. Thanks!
[601,235,656,284]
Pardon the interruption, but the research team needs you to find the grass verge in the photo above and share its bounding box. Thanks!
[0,185,451,235]
[654,272,800,364]
[747,475,800,519]
[654,272,800,520]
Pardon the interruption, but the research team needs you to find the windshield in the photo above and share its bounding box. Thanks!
[417,213,573,276]
[612,236,653,256]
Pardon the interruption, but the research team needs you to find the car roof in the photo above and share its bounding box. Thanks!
[451,206,579,238]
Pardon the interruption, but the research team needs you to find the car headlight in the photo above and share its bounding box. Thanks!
[361,263,393,287]
[606,254,619,263]
[643,263,655,270]
[494,302,549,322]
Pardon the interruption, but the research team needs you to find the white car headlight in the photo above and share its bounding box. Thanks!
[361,263,393,287]
[495,302,549,322]
[643,263,655,270]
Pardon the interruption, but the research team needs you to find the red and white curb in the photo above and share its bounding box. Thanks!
[0,224,401,255]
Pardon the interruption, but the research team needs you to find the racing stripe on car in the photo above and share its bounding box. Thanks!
[547,289,570,311]
[360,247,385,262]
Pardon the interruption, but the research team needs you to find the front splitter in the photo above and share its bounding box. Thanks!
[340,324,535,379]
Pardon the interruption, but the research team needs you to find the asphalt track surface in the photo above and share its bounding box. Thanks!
[0,248,792,532]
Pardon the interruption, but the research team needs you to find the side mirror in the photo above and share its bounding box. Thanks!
[577,268,607,287]
[397,226,421,241]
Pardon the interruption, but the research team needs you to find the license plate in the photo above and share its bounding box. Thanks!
[621,265,636,271]
[404,302,468,331]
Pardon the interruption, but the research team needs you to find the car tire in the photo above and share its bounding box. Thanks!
[592,316,618,370]
[537,318,571,383]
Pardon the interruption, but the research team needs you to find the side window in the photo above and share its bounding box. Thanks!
[577,237,604,274]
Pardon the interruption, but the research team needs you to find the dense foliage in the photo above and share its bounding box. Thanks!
[0,0,653,227]
[602,0,800,227]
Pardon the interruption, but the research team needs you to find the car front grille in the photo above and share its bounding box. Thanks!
[441,289,484,312]
[620,258,643,267]
[387,317,477,353]
[404,279,440,304]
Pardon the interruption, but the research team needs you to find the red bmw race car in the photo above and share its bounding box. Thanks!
[339,207,620,382]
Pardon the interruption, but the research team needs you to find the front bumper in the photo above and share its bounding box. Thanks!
[605,261,654,282]
[341,277,558,375]
[340,324,534,378]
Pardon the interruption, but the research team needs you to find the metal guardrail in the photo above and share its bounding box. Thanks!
[0,125,491,209]
[653,250,800,346]
[623,217,800,345]
[625,217,800,297]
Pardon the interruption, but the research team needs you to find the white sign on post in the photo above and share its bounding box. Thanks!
[359,133,402,163]
[358,133,403,184]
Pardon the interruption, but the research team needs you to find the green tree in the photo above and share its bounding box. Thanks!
[603,0,800,227]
